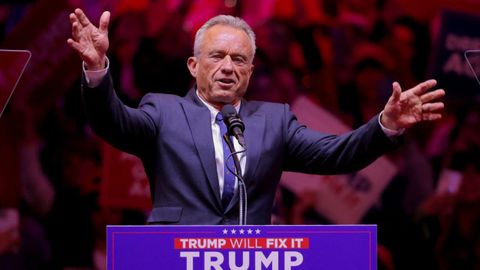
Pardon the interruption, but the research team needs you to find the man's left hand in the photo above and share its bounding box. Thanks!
[381,79,445,130]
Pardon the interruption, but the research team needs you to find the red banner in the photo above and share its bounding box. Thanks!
[99,143,151,211]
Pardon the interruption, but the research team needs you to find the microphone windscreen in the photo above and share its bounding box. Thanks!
[221,104,245,133]
[221,104,236,119]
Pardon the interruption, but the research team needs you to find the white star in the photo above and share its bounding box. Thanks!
[247,229,253,234]
[239,229,245,234]
[255,229,261,234]
[222,229,228,234]
[231,229,237,234]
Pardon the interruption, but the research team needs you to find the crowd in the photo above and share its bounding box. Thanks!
[0,0,479,269]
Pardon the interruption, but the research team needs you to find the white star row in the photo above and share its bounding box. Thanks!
[222,228,261,235]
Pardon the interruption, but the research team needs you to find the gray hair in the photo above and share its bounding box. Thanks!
[193,15,256,58]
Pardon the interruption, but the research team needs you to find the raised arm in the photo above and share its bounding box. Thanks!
[67,8,110,70]
[67,9,158,155]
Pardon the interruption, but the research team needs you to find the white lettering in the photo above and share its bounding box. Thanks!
[179,239,188,249]
[445,33,480,51]
[229,251,249,270]
[291,238,303,248]
[180,252,200,270]
[443,53,476,77]
[180,251,305,269]
[443,53,463,75]
[278,239,287,248]
[285,251,303,270]
[255,251,278,270]
[205,252,223,270]
[230,238,244,248]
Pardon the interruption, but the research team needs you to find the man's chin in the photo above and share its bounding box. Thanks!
[211,95,237,106]
[216,98,236,105]
[204,87,245,105]
[211,89,234,99]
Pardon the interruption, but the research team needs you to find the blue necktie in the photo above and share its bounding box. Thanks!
[216,113,235,209]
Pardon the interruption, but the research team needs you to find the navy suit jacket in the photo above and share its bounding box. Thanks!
[82,72,398,225]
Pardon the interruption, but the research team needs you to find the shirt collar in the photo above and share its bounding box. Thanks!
[195,90,241,124]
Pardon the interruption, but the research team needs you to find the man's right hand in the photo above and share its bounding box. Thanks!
[67,8,110,70]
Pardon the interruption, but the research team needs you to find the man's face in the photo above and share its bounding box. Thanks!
[187,24,254,109]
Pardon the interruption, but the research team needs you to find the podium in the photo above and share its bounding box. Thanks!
[107,225,377,270]
[0,49,31,117]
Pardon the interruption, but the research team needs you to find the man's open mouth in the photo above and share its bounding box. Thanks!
[217,78,236,85]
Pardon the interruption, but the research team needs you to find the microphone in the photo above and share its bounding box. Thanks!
[221,104,246,149]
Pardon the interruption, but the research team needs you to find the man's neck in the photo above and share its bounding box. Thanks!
[195,90,241,112]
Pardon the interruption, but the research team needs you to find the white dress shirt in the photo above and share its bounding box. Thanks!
[195,93,246,197]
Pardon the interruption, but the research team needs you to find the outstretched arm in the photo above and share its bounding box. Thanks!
[68,8,158,155]
[381,79,445,130]
[67,8,110,70]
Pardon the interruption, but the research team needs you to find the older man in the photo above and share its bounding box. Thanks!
[68,9,444,225]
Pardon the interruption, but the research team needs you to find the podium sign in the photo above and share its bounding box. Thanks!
[107,225,376,270]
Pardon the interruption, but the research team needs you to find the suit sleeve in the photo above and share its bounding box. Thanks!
[81,71,160,155]
[283,104,400,174]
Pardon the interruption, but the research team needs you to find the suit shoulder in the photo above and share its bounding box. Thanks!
[140,92,184,105]
[244,100,289,113]
[137,93,185,122]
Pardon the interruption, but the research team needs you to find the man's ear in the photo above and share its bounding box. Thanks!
[187,57,198,77]
[246,64,254,80]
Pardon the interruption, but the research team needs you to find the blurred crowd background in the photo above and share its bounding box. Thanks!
[1,0,480,269]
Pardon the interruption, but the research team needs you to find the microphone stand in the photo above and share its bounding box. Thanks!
[223,134,247,225]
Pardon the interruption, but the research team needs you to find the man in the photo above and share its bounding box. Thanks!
[67,9,445,225]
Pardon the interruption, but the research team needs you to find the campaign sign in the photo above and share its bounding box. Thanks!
[100,143,151,211]
[107,225,376,270]
[430,9,480,98]
[282,96,396,224]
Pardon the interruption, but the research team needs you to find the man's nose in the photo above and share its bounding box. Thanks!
[220,56,234,73]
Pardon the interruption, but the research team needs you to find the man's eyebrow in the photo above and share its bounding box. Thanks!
[208,50,226,55]
[230,53,247,58]
[207,50,248,59]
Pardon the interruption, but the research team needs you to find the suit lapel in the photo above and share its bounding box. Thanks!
[225,101,265,212]
[181,90,222,209]
[242,105,265,185]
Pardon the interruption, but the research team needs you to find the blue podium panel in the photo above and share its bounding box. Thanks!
[107,225,376,270]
